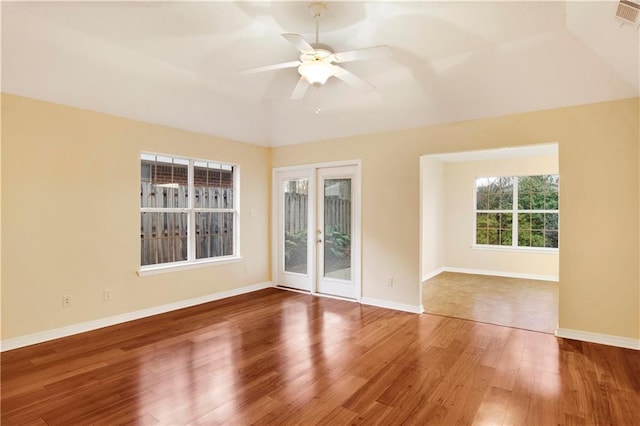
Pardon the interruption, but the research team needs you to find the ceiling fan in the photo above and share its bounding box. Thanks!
[240,2,392,100]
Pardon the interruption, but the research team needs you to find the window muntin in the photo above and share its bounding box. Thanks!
[140,153,238,268]
[475,174,558,249]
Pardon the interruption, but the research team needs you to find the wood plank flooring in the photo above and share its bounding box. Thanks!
[423,272,558,334]
[2,288,639,425]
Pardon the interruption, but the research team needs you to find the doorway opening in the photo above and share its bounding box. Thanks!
[420,143,559,334]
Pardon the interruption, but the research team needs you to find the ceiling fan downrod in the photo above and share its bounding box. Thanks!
[309,2,327,44]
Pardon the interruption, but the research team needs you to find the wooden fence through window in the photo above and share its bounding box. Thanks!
[284,193,351,235]
[140,183,234,266]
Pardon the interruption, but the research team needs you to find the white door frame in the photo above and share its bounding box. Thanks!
[272,160,362,301]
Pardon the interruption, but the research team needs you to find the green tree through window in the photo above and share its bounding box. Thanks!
[475,175,559,249]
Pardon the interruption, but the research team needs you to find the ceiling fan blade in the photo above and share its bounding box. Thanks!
[290,76,310,100]
[240,60,301,75]
[334,46,393,63]
[282,33,315,53]
[331,65,375,92]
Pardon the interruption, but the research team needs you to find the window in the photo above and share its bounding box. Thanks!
[140,153,238,269]
[475,175,559,249]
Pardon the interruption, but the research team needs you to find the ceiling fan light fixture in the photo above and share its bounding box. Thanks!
[298,61,333,86]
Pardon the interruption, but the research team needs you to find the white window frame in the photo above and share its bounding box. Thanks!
[139,152,241,276]
[473,175,559,252]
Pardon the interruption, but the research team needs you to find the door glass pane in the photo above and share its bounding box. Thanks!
[284,179,308,274]
[324,178,352,280]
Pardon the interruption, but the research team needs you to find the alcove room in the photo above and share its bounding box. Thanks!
[421,144,559,334]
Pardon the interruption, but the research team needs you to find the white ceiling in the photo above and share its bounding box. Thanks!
[2,1,639,147]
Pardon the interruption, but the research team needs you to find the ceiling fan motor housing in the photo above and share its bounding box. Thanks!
[301,46,334,62]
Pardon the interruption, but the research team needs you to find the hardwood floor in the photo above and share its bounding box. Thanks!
[2,288,639,425]
[423,272,558,334]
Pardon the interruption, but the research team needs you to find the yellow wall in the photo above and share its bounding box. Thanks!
[273,97,639,340]
[420,156,445,278]
[442,155,559,278]
[2,93,639,343]
[1,94,271,339]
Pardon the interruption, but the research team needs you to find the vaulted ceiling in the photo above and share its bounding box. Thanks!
[2,1,639,146]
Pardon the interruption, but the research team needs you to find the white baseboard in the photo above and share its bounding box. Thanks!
[422,267,445,282]
[555,328,640,350]
[442,266,559,282]
[1,281,274,352]
[360,297,423,314]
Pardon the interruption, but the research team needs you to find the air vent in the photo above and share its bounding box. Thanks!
[616,0,640,25]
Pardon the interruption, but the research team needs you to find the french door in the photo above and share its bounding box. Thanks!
[316,166,357,298]
[276,170,313,292]
[274,164,359,300]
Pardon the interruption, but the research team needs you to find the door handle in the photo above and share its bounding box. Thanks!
[317,239,322,243]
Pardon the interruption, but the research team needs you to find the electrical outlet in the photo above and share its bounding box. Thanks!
[62,295,71,308]
[103,289,113,301]
[386,277,393,287]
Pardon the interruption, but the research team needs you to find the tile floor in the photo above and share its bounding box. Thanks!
[422,272,558,334]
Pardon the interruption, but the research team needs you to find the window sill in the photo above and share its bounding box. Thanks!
[471,245,558,254]
[137,256,243,276]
